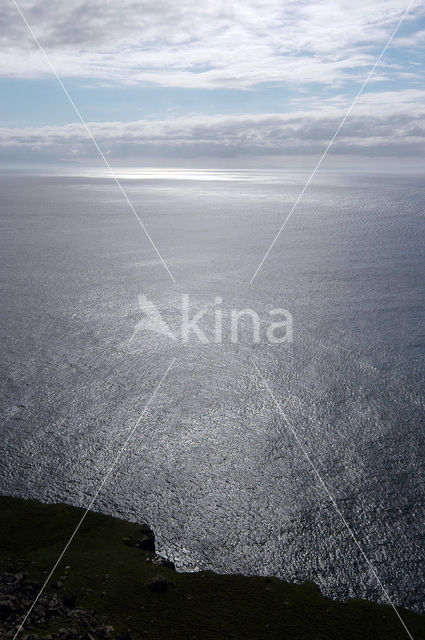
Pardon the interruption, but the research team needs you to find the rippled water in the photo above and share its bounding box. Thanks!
[1,171,424,612]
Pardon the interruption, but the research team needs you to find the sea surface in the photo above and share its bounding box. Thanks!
[0,169,424,612]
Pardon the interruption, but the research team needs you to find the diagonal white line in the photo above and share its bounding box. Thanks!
[250,0,415,284]
[251,358,414,640]
[12,0,176,284]
[13,357,176,640]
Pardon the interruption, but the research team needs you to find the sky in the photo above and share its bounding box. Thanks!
[0,0,425,169]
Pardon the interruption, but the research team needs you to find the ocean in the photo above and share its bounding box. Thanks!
[0,169,424,612]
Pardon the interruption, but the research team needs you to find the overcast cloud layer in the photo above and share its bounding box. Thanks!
[2,89,425,162]
[1,1,425,164]
[2,0,425,87]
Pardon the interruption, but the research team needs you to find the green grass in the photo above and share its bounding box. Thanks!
[1,496,424,639]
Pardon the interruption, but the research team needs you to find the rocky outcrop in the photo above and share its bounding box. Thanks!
[0,572,126,640]
[147,576,168,593]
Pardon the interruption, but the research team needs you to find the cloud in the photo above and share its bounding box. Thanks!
[1,0,424,88]
[1,89,424,161]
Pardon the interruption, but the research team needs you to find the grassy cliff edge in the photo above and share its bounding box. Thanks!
[1,496,424,639]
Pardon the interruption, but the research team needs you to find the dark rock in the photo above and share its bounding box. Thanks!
[147,576,168,592]
[0,597,14,618]
[151,554,175,570]
[14,572,27,582]
[70,608,86,619]
[33,604,46,617]
[62,592,77,608]
[136,525,155,551]
[45,605,62,619]
[136,534,155,552]
[21,582,38,596]
[139,523,153,535]
[52,580,63,590]
[97,625,115,638]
